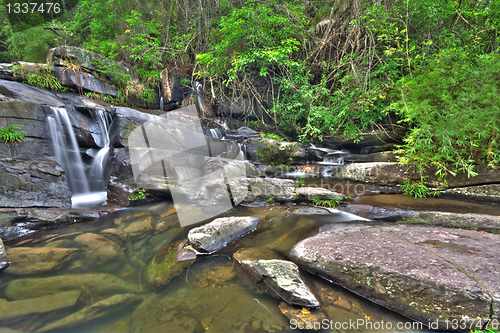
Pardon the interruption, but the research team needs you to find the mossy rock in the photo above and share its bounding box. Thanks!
[146,239,196,287]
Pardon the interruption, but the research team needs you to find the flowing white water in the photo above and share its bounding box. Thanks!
[47,107,90,194]
[48,107,111,208]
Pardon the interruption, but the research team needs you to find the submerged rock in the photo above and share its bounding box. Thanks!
[4,273,142,300]
[0,290,81,322]
[279,302,329,331]
[0,238,8,271]
[121,216,156,238]
[289,223,499,329]
[74,233,124,268]
[99,228,131,249]
[37,293,142,332]
[4,247,78,275]
[146,239,196,287]
[239,259,320,308]
[188,216,260,253]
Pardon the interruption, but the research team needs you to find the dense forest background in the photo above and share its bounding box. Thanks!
[1,0,500,190]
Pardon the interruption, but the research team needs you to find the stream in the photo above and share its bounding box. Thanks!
[0,198,447,332]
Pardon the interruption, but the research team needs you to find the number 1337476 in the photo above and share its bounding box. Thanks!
[6,2,61,14]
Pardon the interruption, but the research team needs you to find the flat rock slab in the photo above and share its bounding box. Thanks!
[239,259,320,308]
[4,273,142,300]
[289,223,499,329]
[0,289,81,322]
[188,216,260,253]
[4,247,78,275]
[340,204,500,233]
[37,293,142,332]
[0,207,112,241]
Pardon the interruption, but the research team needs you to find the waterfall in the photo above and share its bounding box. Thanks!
[160,97,164,111]
[47,107,90,194]
[47,107,111,208]
[195,81,205,118]
[209,128,222,140]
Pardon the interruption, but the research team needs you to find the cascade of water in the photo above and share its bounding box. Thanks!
[209,128,222,139]
[195,81,205,118]
[47,107,90,194]
[48,107,111,208]
[160,97,164,111]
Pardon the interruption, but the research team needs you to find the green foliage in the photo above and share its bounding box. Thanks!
[471,328,499,333]
[401,180,430,198]
[396,50,500,182]
[299,179,305,187]
[311,198,340,208]
[263,132,288,142]
[196,0,306,81]
[26,72,61,91]
[8,26,58,62]
[343,196,353,201]
[130,187,146,201]
[267,196,275,203]
[0,125,27,144]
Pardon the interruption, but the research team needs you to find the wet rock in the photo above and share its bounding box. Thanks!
[224,127,260,142]
[0,158,72,208]
[295,187,343,201]
[0,290,81,322]
[188,216,260,253]
[146,239,196,287]
[250,137,305,164]
[190,260,236,289]
[0,238,8,270]
[0,208,111,241]
[53,66,117,96]
[4,273,142,300]
[339,204,500,233]
[4,247,78,275]
[74,233,125,268]
[442,184,500,204]
[336,162,408,186]
[130,293,204,333]
[244,178,298,203]
[36,293,142,332]
[99,228,131,249]
[279,302,329,331]
[343,151,400,163]
[289,223,499,329]
[121,216,156,238]
[233,247,283,262]
[239,259,320,307]
[130,286,286,333]
[292,207,331,215]
[160,69,183,105]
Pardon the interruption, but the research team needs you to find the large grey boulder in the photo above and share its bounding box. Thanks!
[289,223,499,329]
[188,216,260,253]
[47,46,138,82]
[239,259,320,308]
